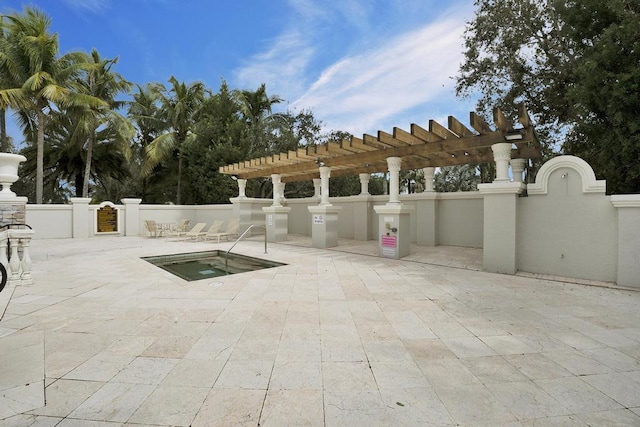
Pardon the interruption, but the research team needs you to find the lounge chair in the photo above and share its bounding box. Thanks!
[192,220,224,242]
[164,219,192,239]
[167,222,207,241]
[144,220,163,238]
[175,219,191,232]
[203,218,240,243]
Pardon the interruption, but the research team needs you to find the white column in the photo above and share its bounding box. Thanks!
[611,195,640,287]
[237,179,247,198]
[319,166,331,205]
[510,159,526,183]
[423,167,435,192]
[70,197,92,238]
[19,236,33,285]
[121,198,142,236]
[278,182,286,202]
[492,143,512,182]
[271,174,281,207]
[387,157,402,204]
[9,236,20,283]
[359,173,370,195]
[312,179,321,199]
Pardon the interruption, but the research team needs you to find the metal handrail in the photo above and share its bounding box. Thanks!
[225,224,267,273]
[0,223,32,231]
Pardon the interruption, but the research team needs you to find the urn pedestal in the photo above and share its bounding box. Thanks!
[0,153,27,201]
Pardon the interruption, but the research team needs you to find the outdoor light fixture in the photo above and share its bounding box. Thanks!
[504,130,524,141]
[316,158,325,167]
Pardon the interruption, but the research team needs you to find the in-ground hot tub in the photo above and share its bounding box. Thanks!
[142,250,286,281]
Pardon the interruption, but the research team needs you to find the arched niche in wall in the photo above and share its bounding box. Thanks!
[527,155,606,195]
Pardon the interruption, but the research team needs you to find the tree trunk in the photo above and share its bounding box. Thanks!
[82,133,94,198]
[0,109,7,152]
[176,152,182,205]
[36,107,45,204]
[75,173,83,197]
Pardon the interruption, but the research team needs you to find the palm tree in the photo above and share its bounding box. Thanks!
[0,7,101,203]
[73,49,133,197]
[144,76,205,204]
[19,110,130,199]
[233,83,282,156]
[0,16,13,151]
[128,83,165,201]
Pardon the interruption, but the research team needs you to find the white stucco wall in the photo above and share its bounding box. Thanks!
[517,162,618,282]
[26,205,73,239]
[331,197,356,239]
[437,193,484,248]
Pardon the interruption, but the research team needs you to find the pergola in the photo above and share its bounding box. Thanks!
[219,105,540,183]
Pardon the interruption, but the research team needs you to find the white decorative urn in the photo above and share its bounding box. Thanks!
[0,153,27,199]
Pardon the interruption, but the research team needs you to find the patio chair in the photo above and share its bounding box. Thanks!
[203,218,240,243]
[167,222,207,241]
[164,219,192,240]
[144,220,163,238]
[175,219,191,232]
[192,220,224,242]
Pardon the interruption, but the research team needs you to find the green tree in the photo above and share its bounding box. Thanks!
[0,16,13,151]
[17,110,129,200]
[0,7,102,203]
[143,76,205,204]
[127,83,165,201]
[234,83,282,157]
[73,49,133,198]
[183,81,246,204]
[434,165,480,192]
[400,169,423,193]
[456,0,640,193]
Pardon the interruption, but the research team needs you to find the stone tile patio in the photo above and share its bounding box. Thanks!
[1,236,640,426]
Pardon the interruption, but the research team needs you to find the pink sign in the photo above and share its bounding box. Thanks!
[381,235,397,248]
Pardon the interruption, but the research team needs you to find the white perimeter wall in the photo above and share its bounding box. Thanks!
[26,203,234,239]
[24,192,486,247]
[20,154,640,287]
[517,160,618,283]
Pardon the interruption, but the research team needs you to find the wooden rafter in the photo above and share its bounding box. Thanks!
[218,105,540,182]
[493,107,514,132]
[469,112,493,134]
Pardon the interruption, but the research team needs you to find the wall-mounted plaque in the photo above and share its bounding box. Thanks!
[97,205,118,233]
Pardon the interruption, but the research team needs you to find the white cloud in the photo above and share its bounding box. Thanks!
[233,0,372,99]
[234,0,474,135]
[234,30,315,98]
[61,0,110,13]
[291,18,467,134]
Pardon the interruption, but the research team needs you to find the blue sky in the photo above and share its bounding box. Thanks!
[2,0,477,143]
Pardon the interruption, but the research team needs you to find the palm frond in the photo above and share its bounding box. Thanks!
[142,132,176,176]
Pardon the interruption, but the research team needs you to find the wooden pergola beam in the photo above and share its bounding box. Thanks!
[220,109,541,181]
[518,103,532,128]
[429,119,458,140]
[238,128,535,180]
[280,145,538,183]
[393,127,425,145]
[410,123,442,143]
[378,130,409,147]
[493,107,514,132]
[448,116,476,137]
[349,136,377,152]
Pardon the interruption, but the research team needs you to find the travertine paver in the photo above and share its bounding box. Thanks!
[1,236,640,425]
